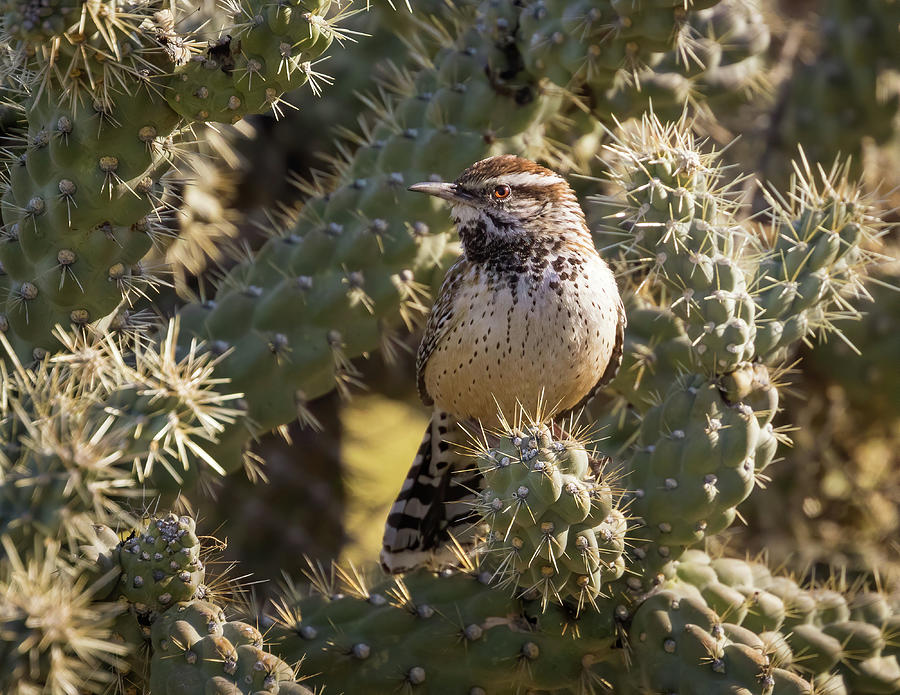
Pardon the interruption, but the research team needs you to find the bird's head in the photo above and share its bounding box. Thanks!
[409,155,590,257]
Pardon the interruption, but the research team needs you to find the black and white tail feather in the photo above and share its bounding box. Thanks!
[380,411,483,574]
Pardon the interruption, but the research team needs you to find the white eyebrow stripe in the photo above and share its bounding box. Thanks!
[487,171,565,187]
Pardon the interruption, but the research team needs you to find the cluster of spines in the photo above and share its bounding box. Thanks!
[0,536,129,694]
[0,320,244,553]
[1,3,187,108]
[752,154,887,364]
[165,0,340,124]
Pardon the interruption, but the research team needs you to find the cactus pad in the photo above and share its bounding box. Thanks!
[149,599,312,694]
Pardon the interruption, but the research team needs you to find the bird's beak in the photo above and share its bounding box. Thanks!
[408,181,475,205]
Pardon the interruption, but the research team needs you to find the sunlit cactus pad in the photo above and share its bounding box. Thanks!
[474,421,627,608]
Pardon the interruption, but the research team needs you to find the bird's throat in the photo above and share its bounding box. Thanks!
[456,214,541,271]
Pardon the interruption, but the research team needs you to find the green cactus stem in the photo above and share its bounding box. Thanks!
[0,0,341,361]
[267,547,900,694]
[149,599,313,694]
[473,419,628,611]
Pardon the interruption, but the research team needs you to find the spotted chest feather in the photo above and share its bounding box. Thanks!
[417,247,622,424]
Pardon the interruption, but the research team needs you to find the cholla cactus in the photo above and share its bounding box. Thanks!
[0,320,244,557]
[776,0,900,176]
[0,1,897,694]
[0,538,128,695]
[0,0,343,361]
[263,114,895,694]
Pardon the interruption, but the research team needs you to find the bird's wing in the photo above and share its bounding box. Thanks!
[576,296,627,411]
[416,258,470,406]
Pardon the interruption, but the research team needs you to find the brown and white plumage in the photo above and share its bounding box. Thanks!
[381,155,625,573]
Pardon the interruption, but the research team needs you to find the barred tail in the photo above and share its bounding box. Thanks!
[380,410,483,574]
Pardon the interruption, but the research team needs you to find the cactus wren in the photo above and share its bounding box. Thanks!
[381,155,625,573]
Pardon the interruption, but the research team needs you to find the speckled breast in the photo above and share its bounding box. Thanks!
[423,255,620,424]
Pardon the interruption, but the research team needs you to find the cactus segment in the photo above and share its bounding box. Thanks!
[590,116,884,592]
[116,514,206,615]
[643,551,900,695]
[752,158,886,364]
[777,0,900,173]
[598,115,760,376]
[149,599,313,694]
[270,567,617,694]
[617,375,766,589]
[608,300,695,411]
[600,0,770,122]
[0,0,340,360]
[473,420,627,609]
[166,0,337,124]
[0,86,179,354]
[267,548,900,694]
[597,112,884,386]
[627,589,793,694]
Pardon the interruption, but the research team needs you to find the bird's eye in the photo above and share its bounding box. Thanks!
[492,184,511,200]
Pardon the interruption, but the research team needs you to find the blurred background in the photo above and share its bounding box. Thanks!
[114,0,899,598]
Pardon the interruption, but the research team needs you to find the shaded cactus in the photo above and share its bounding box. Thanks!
[268,546,900,694]
[775,0,900,177]
[605,0,771,121]
[269,563,619,694]
[149,599,313,695]
[0,537,129,695]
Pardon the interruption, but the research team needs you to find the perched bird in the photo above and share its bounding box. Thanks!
[381,155,625,573]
